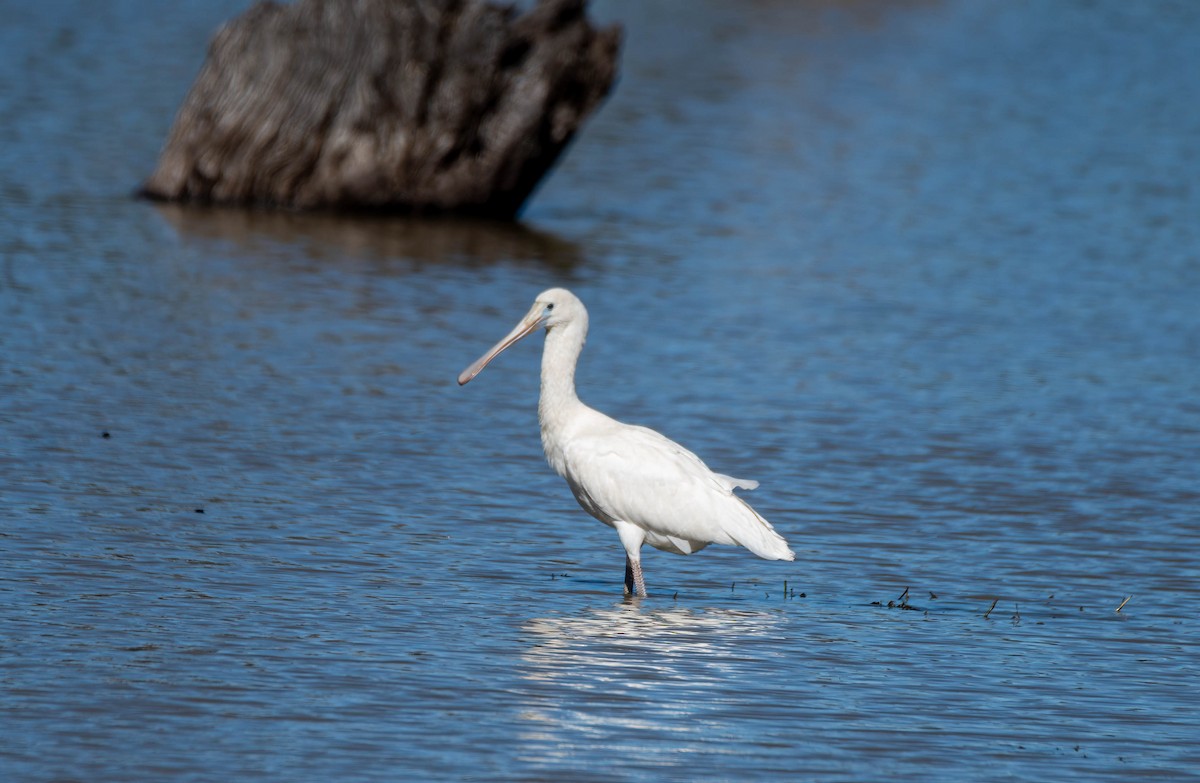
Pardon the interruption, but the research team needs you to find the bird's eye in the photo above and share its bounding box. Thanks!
[546,303,555,311]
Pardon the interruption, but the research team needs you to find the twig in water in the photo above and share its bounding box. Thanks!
[983,598,999,619]
[1115,595,1132,613]
[898,586,910,605]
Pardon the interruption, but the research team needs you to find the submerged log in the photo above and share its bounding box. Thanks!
[141,0,621,218]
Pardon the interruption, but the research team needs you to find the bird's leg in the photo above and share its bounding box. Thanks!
[628,557,647,597]
[614,521,648,597]
[624,555,647,597]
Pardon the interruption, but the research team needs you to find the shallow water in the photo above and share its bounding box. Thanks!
[2,0,1199,780]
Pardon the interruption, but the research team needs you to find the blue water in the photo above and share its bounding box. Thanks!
[2,0,1198,780]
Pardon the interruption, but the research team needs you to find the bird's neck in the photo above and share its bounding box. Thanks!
[538,319,587,437]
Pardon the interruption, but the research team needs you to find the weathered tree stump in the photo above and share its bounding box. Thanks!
[140,0,621,218]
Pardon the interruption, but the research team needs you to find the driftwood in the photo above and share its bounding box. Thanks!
[141,0,621,218]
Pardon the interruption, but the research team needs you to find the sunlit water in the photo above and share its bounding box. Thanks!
[2,0,1198,780]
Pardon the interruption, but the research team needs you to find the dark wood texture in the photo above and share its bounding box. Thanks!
[141,0,620,217]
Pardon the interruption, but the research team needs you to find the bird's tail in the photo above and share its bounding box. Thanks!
[729,495,796,561]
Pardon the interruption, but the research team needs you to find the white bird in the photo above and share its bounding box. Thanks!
[458,288,795,597]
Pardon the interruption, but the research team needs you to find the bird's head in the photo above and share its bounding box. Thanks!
[457,288,586,385]
[533,287,584,331]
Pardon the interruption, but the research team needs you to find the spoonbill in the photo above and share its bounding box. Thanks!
[458,288,795,597]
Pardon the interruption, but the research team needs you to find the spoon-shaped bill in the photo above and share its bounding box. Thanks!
[458,308,547,385]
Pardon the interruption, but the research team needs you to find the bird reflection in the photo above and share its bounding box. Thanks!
[516,602,787,760]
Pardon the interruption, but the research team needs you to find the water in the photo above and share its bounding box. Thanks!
[2,0,1198,780]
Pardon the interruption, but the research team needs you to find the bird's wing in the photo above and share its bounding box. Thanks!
[587,422,744,493]
[560,422,783,555]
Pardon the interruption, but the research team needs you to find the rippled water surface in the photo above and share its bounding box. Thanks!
[3,0,1199,780]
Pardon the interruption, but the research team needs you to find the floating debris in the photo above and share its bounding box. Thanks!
[871,592,921,612]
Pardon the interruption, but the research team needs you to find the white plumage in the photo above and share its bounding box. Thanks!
[458,288,794,596]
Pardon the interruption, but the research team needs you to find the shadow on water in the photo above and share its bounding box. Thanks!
[150,202,586,270]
